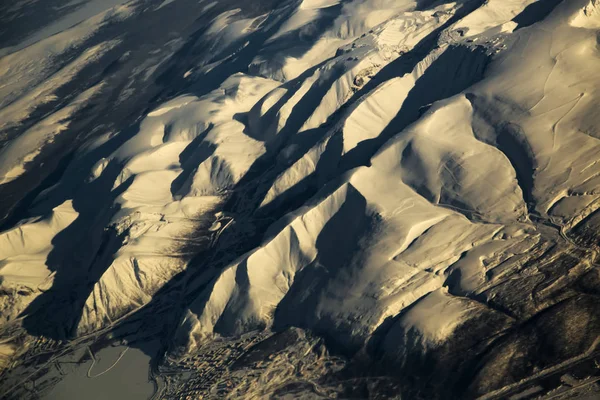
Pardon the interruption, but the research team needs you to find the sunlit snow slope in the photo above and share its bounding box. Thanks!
[1,0,600,398]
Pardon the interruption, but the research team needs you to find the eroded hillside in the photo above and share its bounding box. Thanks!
[1,0,600,398]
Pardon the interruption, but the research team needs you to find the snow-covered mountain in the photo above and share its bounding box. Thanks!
[1,0,600,398]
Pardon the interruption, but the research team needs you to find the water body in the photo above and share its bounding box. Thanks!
[45,343,157,400]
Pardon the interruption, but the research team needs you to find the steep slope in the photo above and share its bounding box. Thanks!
[1,0,600,399]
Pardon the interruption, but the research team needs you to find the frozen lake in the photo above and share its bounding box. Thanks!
[45,343,157,400]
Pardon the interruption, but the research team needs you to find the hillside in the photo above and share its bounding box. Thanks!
[1,0,600,398]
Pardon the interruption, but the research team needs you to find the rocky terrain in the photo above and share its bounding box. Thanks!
[1,0,600,398]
